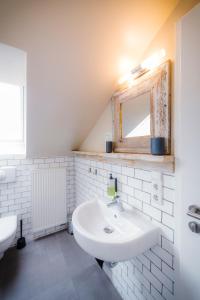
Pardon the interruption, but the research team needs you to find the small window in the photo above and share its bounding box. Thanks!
[0,82,26,155]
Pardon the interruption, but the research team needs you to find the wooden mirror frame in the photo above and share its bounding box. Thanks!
[113,60,171,154]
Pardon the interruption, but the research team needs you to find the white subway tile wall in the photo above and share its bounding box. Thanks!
[75,157,176,300]
[0,156,75,242]
[0,154,176,300]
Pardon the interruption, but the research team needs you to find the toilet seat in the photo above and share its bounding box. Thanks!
[0,215,17,259]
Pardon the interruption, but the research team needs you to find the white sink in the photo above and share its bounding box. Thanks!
[72,199,160,262]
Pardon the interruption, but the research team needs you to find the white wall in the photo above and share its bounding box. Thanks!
[0,0,179,157]
[80,103,113,152]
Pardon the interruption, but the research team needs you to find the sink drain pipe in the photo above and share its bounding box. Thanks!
[95,258,118,269]
[95,258,104,268]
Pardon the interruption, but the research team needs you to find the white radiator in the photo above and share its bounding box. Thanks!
[32,168,67,233]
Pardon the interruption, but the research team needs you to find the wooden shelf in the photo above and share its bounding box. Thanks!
[72,151,175,173]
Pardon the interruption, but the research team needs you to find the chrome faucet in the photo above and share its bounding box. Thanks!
[107,195,124,212]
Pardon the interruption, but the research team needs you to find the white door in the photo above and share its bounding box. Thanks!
[176,3,200,300]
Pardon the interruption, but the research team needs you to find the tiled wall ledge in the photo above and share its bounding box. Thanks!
[73,151,175,173]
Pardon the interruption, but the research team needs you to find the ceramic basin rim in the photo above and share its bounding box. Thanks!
[72,201,140,244]
[72,200,159,245]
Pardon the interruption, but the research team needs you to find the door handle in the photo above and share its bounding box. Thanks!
[188,221,200,233]
[187,205,200,220]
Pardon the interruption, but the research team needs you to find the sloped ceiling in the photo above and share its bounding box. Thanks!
[0,0,178,157]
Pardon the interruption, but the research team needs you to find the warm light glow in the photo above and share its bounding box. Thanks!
[118,57,137,85]
[118,49,166,85]
[118,68,139,85]
[118,57,134,84]
[118,73,132,85]
[124,32,135,48]
[118,57,133,74]
[141,49,166,70]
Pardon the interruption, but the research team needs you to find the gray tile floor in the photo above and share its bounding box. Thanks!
[0,231,121,300]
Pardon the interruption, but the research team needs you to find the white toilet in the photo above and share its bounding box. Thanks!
[0,215,17,259]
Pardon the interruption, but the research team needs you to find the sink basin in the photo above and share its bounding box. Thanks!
[72,199,159,262]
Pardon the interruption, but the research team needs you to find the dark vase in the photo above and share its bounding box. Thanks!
[151,137,165,155]
[106,141,113,153]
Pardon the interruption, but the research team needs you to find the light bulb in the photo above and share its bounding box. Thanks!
[118,73,132,85]
[117,49,166,85]
[141,49,166,70]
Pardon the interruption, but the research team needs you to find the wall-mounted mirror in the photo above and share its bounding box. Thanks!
[113,60,171,154]
[122,91,150,139]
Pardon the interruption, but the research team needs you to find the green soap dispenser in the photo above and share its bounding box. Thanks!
[107,174,117,198]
